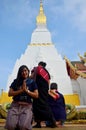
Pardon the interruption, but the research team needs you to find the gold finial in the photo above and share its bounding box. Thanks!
[36,0,46,24]
[40,0,42,4]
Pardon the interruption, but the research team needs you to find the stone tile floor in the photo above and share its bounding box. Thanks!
[0,123,86,130]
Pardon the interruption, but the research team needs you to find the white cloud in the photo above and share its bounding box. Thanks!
[63,0,86,32]
[1,0,86,31]
[0,0,37,28]
[45,0,86,32]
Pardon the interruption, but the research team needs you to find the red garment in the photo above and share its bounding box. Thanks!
[54,93,60,100]
[49,90,60,100]
[37,66,50,82]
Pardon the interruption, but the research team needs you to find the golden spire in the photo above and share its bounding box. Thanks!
[36,0,46,24]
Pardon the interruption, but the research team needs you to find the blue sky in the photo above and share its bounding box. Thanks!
[0,0,86,91]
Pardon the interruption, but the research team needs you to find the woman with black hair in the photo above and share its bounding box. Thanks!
[5,65,38,130]
[31,61,56,128]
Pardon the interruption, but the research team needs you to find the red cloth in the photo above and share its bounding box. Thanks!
[52,91,60,100]
[37,66,49,82]
[54,93,60,100]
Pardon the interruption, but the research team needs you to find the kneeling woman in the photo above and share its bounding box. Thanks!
[5,65,38,130]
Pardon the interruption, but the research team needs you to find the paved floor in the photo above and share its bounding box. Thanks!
[0,124,86,130]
